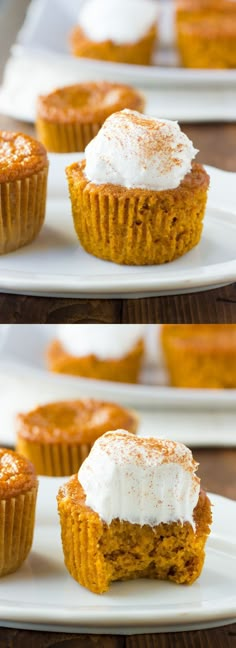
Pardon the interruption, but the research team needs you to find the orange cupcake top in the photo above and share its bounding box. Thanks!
[17,399,138,444]
[0,448,37,499]
[37,82,144,124]
[0,131,48,183]
[161,324,236,353]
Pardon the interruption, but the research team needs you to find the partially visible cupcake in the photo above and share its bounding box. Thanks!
[66,110,210,265]
[36,82,145,152]
[176,0,236,68]
[69,0,158,65]
[161,324,236,388]
[0,132,48,254]
[57,430,212,593]
[47,324,145,383]
[0,448,38,576]
[16,399,139,476]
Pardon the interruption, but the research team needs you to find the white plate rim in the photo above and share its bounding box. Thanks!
[2,357,236,411]
[0,200,235,298]
[8,46,236,87]
[13,0,236,88]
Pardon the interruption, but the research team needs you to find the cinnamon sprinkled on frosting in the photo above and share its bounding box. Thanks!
[78,430,200,527]
[84,110,198,190]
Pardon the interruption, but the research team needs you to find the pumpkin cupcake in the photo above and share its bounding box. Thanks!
[0,448,38,576]
[66,110,209,265]
[47,324,145,383]
[176,0,236,68]
[57,430,212,594]
[16,398,139,477]
[0,131,48,254]
[36,81,145,152]
[161,324,236,388]
[70,0,158,65]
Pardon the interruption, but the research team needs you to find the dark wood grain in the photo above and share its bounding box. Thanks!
[0,116,236,324]
[0,622,235,647]
[0,294,122,324]
[122,284,236,323]
[0,630,124,647]
[193,448,236,499]
[182,122,236,171]
[126,627,236,647]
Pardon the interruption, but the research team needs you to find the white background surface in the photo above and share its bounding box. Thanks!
[0,477,235,634]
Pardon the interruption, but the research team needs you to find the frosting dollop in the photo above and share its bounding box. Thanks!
[78,0,158,45]
[78,430,200,527]
[58,324,145,359]
[84,110,198,190]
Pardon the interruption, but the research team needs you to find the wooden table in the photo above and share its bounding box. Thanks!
[0,116,236,324]
[0,446,235,647]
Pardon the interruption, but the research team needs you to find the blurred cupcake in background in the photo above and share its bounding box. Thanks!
[175,0,236,69]
[47,324,145,383]
[17,398,139,476]
[161,324,236,388]
[36,81,145,153]
[69,0,158,65]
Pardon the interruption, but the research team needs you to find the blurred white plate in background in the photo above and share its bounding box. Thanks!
[1,324,236,448]
[1,0,236,122]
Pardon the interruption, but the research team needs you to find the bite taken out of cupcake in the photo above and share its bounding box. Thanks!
[57,430,212,594]
[66,109,210,265]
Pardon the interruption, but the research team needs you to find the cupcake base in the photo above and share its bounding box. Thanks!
[17,438,93,477]
[0,487,37,577]
[69,25,157,66]
[66,161,209,265]
[57,477,212,594]
[0,167,48,255]
[36,119,104,153]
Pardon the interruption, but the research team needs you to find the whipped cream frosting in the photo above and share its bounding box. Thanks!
[84,110,198,191]
[78,430,200,527]
[58,324,144,359]
[78,0,158,45]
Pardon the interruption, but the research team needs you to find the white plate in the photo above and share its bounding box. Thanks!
[0,477,236,634]
[1,324,236,449]
[1,0,236,122]
[15,0,236,86]
[1,52,236,124]
[0,156,235,299]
